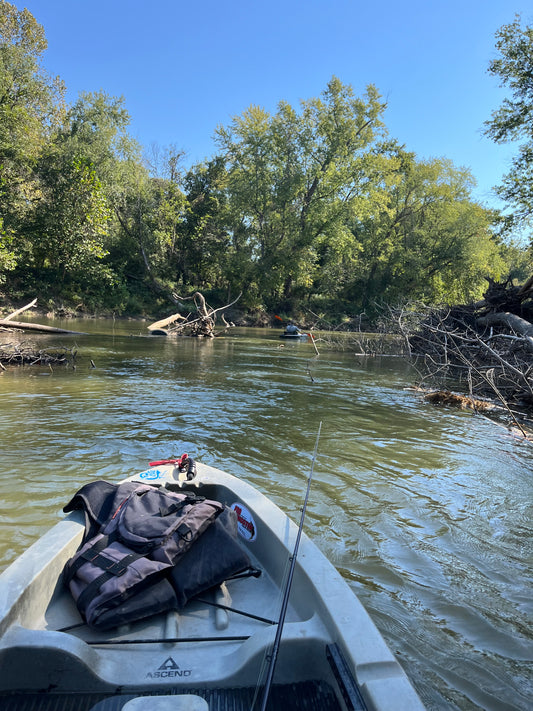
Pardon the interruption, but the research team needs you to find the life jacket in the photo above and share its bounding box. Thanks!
[62,475,255,630]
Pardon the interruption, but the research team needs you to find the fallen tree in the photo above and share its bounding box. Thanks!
[395,277,533,434]
[0,318,85,334]
[476,312,533,353]
[2,298,37,321]
[0,299,85,334]
[147,292,241,338]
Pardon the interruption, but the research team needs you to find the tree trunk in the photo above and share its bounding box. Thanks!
[0,319,85,334]
[477,311,533,337]
[3,299,38,321]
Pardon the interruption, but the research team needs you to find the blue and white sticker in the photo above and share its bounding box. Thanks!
[139,467,164,480]
[231,502,257,542]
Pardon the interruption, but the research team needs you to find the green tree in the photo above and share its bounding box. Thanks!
[61,91,136,182]
[484,15,533,234]
[10,90,141,303]
[0,0,64,279]
[179,157,230,290]
[50,91,155,305]
[28,154,111,286]
[111,161,162,292]
[215,77,390,308]
[341,150,502,309]
[111,148,190,304]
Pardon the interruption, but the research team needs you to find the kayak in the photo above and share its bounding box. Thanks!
[0,461,425,711]
[279,331,307,339]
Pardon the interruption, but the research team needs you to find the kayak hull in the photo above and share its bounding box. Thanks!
[0,462,425,710]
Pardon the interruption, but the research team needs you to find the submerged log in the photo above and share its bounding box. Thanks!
[0,319,85,334]
[0,342,77,367]
[424,390,496,411]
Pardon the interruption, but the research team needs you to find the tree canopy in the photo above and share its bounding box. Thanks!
[0,2,528,323]
[484,14,533,236]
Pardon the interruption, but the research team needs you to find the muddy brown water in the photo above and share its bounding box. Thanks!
[0,320,531,710]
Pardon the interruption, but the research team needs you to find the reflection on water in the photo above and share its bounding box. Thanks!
[0,322,532,710]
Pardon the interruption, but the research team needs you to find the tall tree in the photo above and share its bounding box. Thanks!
[0,0,64,278]
[215,77,390,307]
[340,150,502,309]
[179,157,230,289]
[62,91,136,183]
[111,148,190,302]
[484,15,533,236]
[13,90,141,302]
[28,154,111,287]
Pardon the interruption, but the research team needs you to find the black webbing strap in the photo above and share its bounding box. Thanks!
[65,534,146,613]
[64,535,113,585]
[158,493,205,517]
[76,548,145,613]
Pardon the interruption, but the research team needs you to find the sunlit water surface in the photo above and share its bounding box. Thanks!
[0,320,531,710]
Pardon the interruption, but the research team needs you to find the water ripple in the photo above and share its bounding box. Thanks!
[1,328,532,710]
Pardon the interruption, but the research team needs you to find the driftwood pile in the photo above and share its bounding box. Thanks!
[0,342,77,369]
[401,276,533,432]
[148,291,240,338]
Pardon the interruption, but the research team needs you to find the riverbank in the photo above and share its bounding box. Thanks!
[0,291,365,331]
[0,297,282,329]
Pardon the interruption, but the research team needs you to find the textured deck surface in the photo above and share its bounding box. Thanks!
[0,680,341,710]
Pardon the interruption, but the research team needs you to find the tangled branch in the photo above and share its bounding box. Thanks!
[148,291,241,337]
[0,342,77,368]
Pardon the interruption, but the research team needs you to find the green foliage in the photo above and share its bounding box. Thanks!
[0,3,512,321]
[498,238,533,283]
[0,1,65,278]
[178,157,230,289]
[0,216,16,280]
[484,15,533,234]
[29,154,111,275]
[317,148,500,312]
[215,77,392,307]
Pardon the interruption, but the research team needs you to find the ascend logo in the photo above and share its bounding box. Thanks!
[159,657,179,670]
[146,657,192,678]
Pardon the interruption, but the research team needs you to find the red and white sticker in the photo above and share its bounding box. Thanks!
[231,502,257,542]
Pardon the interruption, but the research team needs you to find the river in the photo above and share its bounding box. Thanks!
[0,319,531,710]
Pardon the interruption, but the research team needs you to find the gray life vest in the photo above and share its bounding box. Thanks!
[63,480,240,630]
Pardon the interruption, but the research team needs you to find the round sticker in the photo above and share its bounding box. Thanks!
[231,502,257,542]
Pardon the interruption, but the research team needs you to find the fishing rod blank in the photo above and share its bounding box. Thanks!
[256,422,322,711]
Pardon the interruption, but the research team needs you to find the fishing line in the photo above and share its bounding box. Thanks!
[306,333,320,382]
[251,423,323,711]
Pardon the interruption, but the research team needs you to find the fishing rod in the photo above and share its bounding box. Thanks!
[255,422,322,711]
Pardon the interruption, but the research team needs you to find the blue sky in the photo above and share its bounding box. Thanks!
[14,0,532,210]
